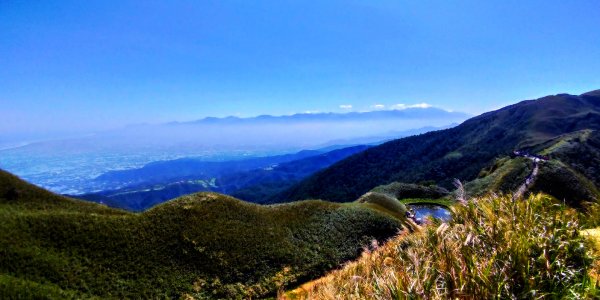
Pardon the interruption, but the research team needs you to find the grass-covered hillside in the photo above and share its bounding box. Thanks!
[0,169,406,299]
[530,160,600,207]
[465,157,534,196]
[288,194,600,299]
[534,129,600,188]
[274,91,600,203]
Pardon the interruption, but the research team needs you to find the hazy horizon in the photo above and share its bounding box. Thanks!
[3,1,600,140]
[0,105,466,147]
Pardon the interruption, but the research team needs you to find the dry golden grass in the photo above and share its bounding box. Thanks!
[582,228,600,286]
[286,194,599,299]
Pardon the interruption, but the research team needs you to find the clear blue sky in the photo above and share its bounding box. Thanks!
[2,0,600,137]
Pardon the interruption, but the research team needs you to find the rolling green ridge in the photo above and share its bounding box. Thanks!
[273,91,600,203]
[530,160,600,206]
[0,170,405,299]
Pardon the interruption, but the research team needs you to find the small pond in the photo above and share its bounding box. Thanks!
[408,204,452,222]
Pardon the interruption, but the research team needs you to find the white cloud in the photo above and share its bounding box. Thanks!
[371,104,386,110]
[304,110,320,114]
[339,104,353,110]
[390,102,433,110]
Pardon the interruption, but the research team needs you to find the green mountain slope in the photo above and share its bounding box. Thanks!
[0,169,404,299]
[534,129,600,187]
[274,91,600,203]
[462,129,600,206]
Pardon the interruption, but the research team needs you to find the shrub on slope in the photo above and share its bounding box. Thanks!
[357,192,408,217]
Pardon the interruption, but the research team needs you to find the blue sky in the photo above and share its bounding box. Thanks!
[2,0,600,137]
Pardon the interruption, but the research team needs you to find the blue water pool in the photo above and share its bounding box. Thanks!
[408,204,451,222]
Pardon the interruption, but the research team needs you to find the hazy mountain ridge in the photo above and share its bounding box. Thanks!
[78,145,370,211]
[94,148,325,186]
[182,108,468,124]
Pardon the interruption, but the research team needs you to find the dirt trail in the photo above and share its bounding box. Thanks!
[513,160,540,200]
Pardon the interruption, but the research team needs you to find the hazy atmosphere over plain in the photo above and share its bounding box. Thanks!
[2,0,600,141]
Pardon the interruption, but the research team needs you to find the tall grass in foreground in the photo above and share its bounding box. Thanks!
[291,194,599,299]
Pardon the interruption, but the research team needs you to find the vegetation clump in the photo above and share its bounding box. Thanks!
[291,194,599,299]
[370,182,449,200]
[357,192,408,216]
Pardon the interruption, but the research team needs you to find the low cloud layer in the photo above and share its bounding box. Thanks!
[391,103,433,110]
[369,102,434,111]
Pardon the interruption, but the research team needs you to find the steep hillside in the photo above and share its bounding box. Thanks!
[275,91,600,203]
[0,170,404,299]
[533,129,600,187]
[465,157,534,197]
[227,145,370,203]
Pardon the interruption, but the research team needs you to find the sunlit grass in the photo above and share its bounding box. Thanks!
[288,194,599,299]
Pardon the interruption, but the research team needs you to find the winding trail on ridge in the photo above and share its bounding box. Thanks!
[513,157,540,200]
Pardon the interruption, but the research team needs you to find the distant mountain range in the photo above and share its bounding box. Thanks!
[181,108,467,124]
[116,107,469,151]
[0,107,467,195]
[5,107,468,154]
[273,90,600,203]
